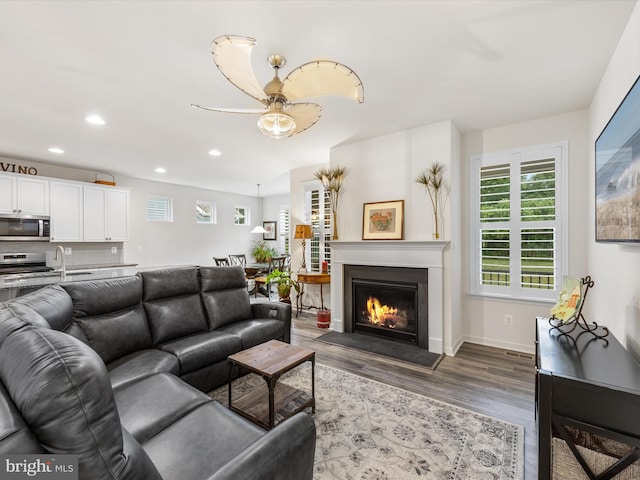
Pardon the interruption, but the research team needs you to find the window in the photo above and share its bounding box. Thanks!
[470,142,567,301]
[303,182,331,272]
[279,206,290,255]
[196,200,216,224]
[146,195,173,222]
[234,206,249,225]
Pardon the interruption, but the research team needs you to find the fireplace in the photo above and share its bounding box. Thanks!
[344,264,429,349]
[329,240,447,354]
[353,279,417,343]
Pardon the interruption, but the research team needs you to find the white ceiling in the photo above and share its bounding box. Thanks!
[0,0,636,196]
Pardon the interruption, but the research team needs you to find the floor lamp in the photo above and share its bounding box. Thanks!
[295,224,313,273]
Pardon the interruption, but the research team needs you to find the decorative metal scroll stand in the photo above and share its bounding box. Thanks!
[548,276,609,340]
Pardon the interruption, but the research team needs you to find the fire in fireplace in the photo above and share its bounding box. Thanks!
[344,264,429,349]
[353,279,417,343]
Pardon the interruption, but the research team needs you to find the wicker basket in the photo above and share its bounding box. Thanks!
[94,173,116,186]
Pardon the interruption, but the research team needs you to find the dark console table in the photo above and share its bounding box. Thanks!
[535,318,640,479]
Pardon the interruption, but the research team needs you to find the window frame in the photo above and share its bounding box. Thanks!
[469,141,568,302]
[146,195,173,222]
[196,200,216,224]
[278,206,290,255]
[303,180,331,272]
[234,206,249,226]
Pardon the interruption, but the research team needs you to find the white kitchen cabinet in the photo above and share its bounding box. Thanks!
[0,174,49,215]
[84,185,129,241]
[50,181,83,242]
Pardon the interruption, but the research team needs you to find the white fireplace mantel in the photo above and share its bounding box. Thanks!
[329,240,449,354]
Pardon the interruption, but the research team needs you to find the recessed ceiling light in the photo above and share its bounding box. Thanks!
[155,167,166,174]
[208,149,222,157]
[85,115,106,125]
[48,147,64,154]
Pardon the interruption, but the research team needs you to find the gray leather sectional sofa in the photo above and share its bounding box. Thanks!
[0,265,316,480]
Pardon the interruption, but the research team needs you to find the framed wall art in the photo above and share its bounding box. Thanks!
[362,200,404,240]
[595,74,640,242]
[263,221,277,240]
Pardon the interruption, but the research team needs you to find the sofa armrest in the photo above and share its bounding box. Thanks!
[251,302,292,343]
[209,412,316,480]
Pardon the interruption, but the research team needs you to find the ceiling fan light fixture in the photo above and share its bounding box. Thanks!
[257,111,296,138]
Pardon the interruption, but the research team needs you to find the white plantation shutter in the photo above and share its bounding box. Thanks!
[279,206,290,255]
[304,181,331,272]
[471,143,567,301]
[146,195,173,222]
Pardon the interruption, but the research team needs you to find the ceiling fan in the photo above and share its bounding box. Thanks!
[191,35,364,139]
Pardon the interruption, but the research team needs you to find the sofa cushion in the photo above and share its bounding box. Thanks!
[0,381,44,454]
[77,304,152,364]
[140,268,210,344]
[142,400,265,479]
[114,373,211,444]
[63,277,153,363]
[108,349,181,390]
[144,295,209,344]
[7,284,72,331]
[217,319,286,350]
[141,267,200,301]
[200,266,253,329]
[158,331,242,375]
[63,276,143,317]
[0,323,162,480]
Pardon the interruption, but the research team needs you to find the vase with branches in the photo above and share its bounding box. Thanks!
[314,165,348,240]
[415,162,449,239]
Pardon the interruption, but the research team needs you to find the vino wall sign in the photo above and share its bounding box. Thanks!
[0,162,38,175]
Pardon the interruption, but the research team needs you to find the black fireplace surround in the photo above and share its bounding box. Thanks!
[343,264,429,349]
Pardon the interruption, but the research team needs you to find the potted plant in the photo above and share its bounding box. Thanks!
[250,240,277,263]
[265,269,300,303]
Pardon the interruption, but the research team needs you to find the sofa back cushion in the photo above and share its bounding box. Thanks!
[200,266,253,329]
[7,285,88,341]
[140,268,209,344]
[0,316,162,480]
[62,276,152,364]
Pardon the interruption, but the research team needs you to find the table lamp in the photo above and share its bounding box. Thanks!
[294,224,314,273]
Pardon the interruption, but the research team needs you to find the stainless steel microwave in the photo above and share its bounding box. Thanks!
[0,215,50,241]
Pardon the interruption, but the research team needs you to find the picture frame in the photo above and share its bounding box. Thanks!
[263,221,277,241]
[595,74,640,242]
[362,200,404,240]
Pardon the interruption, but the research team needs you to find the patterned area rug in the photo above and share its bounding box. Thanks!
[211,364,524,480]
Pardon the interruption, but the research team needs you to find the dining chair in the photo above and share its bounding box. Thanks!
[255,256,288,299]
[213,257,230,266]
[228,254,247,267]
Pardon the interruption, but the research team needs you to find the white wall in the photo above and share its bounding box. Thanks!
[461,110,590,353]
[0,157,266,268]
[588,2,640,358]
[328,120,463,354]
[261,193,289,255]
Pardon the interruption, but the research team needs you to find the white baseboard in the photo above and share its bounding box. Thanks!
[463,334,535,355]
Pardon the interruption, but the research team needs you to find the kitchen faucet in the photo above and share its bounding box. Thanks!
[54,246,67,279]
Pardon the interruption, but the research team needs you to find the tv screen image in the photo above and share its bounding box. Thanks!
[595,74,640,243]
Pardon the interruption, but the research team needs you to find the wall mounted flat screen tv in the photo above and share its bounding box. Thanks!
[595,74,640,243]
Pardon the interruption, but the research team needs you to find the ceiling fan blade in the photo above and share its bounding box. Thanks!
[284,103,323,135]
[191,104,264,114]
[211,35,268,104]
[282,61,364,103]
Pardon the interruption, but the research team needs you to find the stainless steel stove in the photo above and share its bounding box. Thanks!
[0,253,54,276]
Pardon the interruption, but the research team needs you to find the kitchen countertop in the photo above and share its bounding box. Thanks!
[0,265,196,291]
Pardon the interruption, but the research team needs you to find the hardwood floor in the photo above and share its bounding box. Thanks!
[290,315,538,480]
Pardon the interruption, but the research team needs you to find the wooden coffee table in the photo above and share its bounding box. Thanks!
[227,340,315,430]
